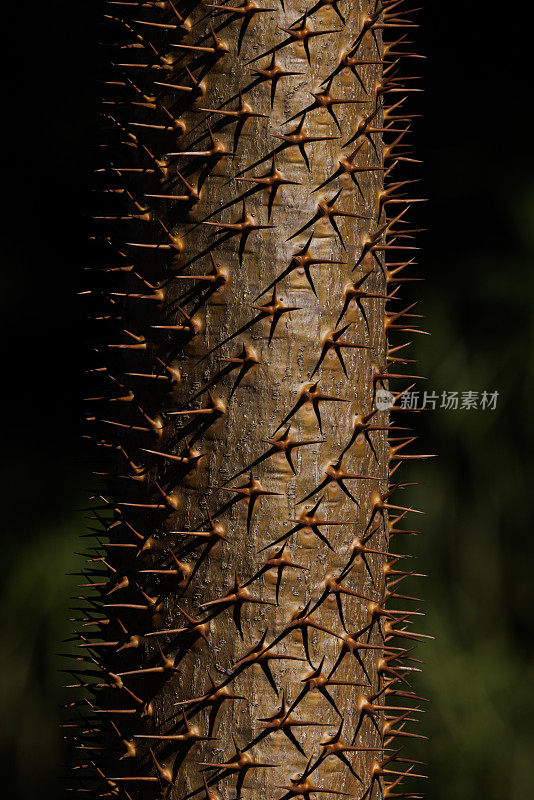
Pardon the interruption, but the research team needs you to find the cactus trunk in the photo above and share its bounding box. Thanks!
[70,1,424,798]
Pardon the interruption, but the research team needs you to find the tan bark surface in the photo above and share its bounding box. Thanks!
[72,1,420,798]
[165,3,387,797]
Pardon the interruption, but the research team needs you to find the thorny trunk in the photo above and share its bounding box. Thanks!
[71,1,424,799]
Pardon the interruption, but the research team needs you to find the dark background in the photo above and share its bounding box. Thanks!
[2,2,533,797]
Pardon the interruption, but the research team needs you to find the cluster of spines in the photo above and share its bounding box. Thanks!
[66,2,429,799]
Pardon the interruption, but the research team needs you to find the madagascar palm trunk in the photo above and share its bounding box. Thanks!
[70,1,425,798]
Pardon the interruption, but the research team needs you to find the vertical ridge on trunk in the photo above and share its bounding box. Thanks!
[68,2,426,799]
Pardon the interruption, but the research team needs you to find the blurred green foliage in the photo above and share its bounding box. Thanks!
[0,517,83,798]
[407,219,534,798]
[404,5,534,796]
[2,1,534,798]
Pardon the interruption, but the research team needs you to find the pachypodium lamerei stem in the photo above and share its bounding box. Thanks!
[69,1,428,798]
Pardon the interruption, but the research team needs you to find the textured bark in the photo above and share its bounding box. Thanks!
[71,1,423,799]
[168,4,386,797]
